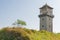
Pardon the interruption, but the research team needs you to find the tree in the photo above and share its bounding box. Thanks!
[12,19,26,27]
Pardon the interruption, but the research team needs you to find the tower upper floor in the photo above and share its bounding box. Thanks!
[39,4,54,18]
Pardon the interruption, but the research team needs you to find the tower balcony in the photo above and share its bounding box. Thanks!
[38,14,54,18]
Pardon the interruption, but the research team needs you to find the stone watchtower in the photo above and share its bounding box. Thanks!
[39,4,54,32]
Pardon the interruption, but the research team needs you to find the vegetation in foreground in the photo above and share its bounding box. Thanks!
[0,27,60,40]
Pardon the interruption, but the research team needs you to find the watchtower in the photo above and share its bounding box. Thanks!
[39,4,54,32]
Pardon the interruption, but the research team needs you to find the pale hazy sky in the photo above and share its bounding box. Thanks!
[0,0,60,33]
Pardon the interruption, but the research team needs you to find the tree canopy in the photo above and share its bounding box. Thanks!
[12,19,26,27]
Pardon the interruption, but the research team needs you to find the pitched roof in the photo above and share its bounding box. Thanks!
[40,4,53,9]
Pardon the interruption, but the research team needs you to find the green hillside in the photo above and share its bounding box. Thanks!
[0,27,60,40]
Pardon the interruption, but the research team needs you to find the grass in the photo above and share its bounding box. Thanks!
[0,27,60,40]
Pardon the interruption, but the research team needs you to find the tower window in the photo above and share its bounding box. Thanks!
[49,25,50,28]
[42,18,44,20]
[49,18,50,20]
[42,25,44,27]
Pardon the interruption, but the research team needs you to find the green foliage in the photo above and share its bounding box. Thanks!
[12,19,26,26]
[0,27,60,40]
[16,19,26,25]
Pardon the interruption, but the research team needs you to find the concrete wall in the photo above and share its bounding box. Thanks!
[39,6,53,32]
